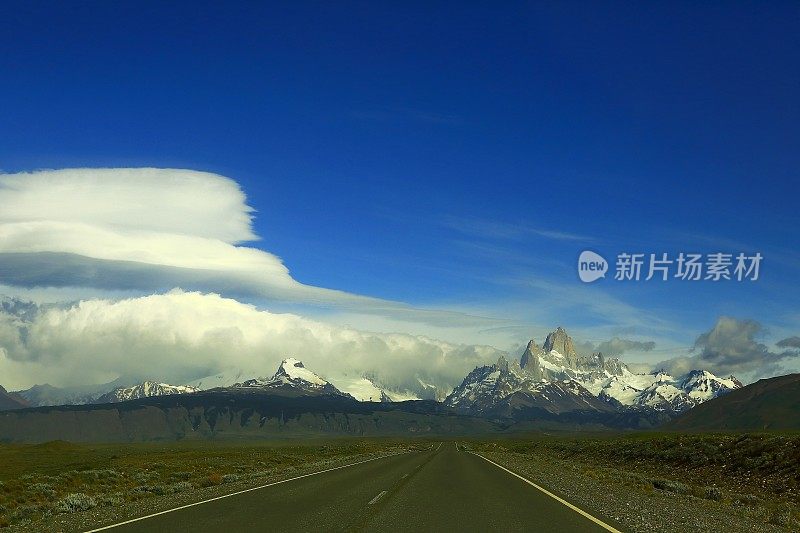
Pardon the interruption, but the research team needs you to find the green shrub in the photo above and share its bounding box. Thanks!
[133,470,158,483]
[652,479,691,495]
[97,493,123,506]
[170,481,193,493]
[27,483,56,498]
[55,493,97,513]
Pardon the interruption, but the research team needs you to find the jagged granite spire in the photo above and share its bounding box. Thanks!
[542,326,579,368]
[520,340,543,380]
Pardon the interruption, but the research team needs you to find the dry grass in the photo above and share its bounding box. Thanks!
[0,438,410,528]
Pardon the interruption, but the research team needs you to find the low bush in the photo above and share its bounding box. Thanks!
[54,493,97,513]
[199,473,223,487]
[27,482,56,498]
[703,486,723,501]
[171,481,193,493]
[651,479,691,495]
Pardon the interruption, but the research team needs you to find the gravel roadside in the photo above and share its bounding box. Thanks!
[472,447,790,533]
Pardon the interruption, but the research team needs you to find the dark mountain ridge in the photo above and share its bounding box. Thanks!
[665,373,800,431]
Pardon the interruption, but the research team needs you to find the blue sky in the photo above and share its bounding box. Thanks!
[0,2,798,385]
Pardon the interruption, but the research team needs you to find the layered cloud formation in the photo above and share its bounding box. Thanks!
[0,168,513,391]
[0,169,501,329]
[0,168,344,303]
[0,291,502,393]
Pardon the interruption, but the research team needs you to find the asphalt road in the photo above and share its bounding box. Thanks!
[92,443,622,532]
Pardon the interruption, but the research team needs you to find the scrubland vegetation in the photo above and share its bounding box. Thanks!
[0,439,411,529]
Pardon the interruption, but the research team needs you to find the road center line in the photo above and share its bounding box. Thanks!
[84,451,409,532]
[368,490,388,505]
[469,452,623,533]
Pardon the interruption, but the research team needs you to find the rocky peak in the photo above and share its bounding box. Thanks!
[520,340,543,370]
[234,358,349,397]
[542,326,578,359]
[496,355,510,373]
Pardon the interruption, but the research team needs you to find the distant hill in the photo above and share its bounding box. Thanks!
[0,389,497,443]
[0,385,29,411]
[665,373,800,431]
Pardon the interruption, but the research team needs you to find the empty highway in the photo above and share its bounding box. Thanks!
[89,443,623,532]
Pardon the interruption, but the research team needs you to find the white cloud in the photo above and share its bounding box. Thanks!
[0,168,296,292]
[0,291,504,395]
[0,168,505,329]
[0,168,256,243]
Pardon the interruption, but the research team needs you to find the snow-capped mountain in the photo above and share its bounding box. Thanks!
[681,369,743,401]
[330,376,421,402]
[94,381,199,404]
[448,327,742,418]
[14,377,138,407]
[445,357,528,413]
[188,362,418,402]
[445,355,615,418]
[583,367,742,413]
[231,358,350,397]
[520,327,629,382]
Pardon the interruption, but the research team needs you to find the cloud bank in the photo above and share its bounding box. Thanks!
[656,317,800,379]
[595,337,656,356]
[0,291,503,395]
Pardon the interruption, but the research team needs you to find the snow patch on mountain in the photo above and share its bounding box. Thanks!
[449,327,742,416]
[231,358,349,397]
[186,367,258,390]
[94,381,198,403]
[333,376,421,402]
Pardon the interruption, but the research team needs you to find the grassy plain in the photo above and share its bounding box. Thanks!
[0,438,419,529]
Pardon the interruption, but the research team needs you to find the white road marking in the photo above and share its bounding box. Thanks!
[436,442,442,451]
[470,452,623,533]
[368,490,388,505]
[84,451,408,532]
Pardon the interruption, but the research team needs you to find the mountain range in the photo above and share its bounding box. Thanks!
[93,381,200,404]
[445,327,741,421]
[0,326,762,440]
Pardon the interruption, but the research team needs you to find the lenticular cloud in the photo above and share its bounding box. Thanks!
[0,168,497,327]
